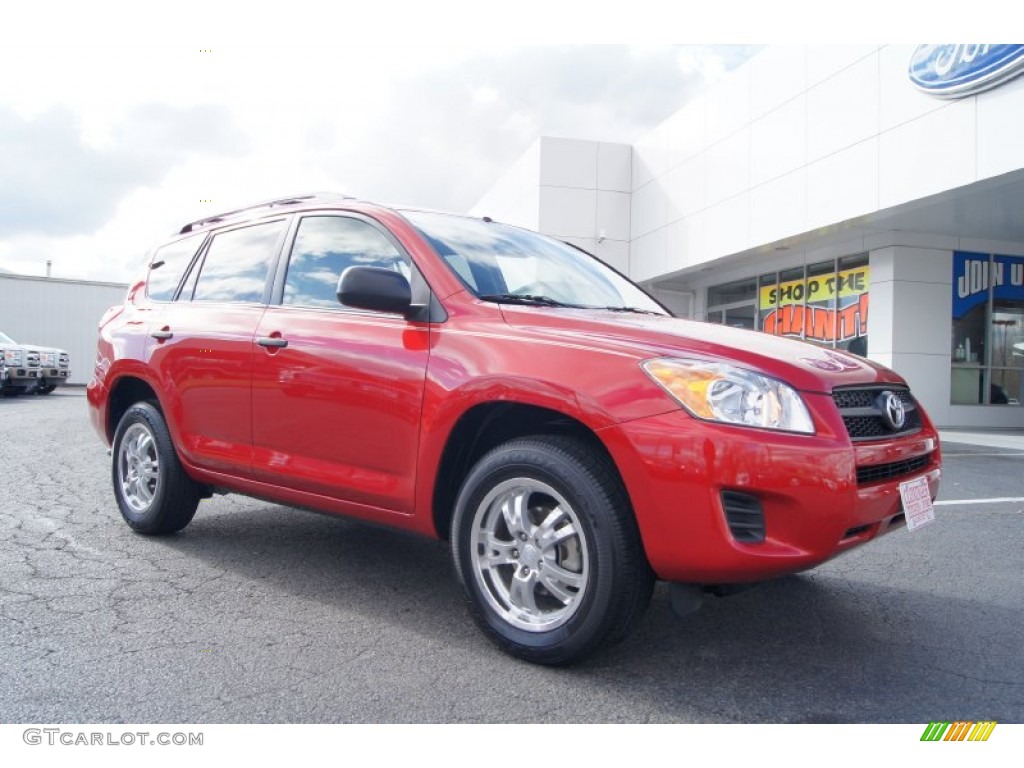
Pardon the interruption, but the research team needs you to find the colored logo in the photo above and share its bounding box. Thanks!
[909,44,1024,98]
[921,721,997,741]
[878,390,906,430]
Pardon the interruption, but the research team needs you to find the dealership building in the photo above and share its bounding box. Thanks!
[473,44,1024,429]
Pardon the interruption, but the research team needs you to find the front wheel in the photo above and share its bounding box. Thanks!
[451,436,653,665]
[111,402,201,535]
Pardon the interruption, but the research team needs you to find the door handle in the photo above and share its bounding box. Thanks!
[257,336,288,349]
[150,328,173,341]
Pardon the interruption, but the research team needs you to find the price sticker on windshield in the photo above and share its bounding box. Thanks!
[899,476,935,531]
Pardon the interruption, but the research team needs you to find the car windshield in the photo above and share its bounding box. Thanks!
[403,211,668,315]
[0,331,17,344]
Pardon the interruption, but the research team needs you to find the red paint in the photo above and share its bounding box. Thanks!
[87,198,941,585]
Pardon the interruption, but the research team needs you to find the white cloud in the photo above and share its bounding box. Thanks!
[0,41,751,282]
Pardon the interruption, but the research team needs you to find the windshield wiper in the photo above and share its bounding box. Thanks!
[599,305,663,315]
[478,293,579,308]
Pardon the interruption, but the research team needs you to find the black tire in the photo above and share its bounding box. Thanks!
[37,384,56,395]
[111,402,201,535]
[451,436,654,665]
[2,385,27,397]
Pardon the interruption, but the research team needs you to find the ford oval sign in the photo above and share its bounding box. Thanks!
[909,44,1024,98]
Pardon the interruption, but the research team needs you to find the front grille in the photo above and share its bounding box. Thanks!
[844,410,923,439]
[25,350,40,367]
[721,491,765,543]
[856,453,931,484]
[58,352,70,368]
[833,387,915,410]
[833,386,922,441]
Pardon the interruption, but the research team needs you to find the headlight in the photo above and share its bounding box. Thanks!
[641,358,815,434]
[3,349,23,365]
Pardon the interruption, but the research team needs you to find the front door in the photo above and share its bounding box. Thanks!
[251,214,431,514]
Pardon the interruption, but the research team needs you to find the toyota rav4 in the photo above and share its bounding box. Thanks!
[87,194,941,664]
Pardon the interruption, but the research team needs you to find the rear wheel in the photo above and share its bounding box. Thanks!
[111,402,200,535]
[451,436,653,665]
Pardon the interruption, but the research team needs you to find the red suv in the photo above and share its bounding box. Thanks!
[88,194,941,664]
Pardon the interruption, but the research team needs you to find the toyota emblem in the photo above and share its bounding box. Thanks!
[878,391,906,430]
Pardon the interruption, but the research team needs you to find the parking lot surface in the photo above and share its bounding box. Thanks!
[2,390,1022,723]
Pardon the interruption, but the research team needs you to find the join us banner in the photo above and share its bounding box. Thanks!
[952,251,1024,318]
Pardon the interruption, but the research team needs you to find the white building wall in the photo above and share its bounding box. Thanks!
[472,137,633,274]
[0,275,128,386]
[630,45,1024,279]
[868,246,954,426]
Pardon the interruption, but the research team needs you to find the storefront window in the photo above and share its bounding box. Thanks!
[725,304,756,329]
[757,272,777,332]
[707,255,869,352]
[707,278,756,307]
[951,252,1024,405]
[706,277,757,329]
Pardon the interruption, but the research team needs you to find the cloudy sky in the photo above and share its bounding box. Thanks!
[0,1,767,283]
[0,0,958,284]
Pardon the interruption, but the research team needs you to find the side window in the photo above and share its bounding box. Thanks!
[146,233,206,301]
[284,216,410,309]
[192,220,286,303]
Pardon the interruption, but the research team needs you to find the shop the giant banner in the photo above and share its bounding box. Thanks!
[760,265,869,343]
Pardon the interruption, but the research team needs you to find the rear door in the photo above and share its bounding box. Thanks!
[146,218,288,475]
[251,214,431,514]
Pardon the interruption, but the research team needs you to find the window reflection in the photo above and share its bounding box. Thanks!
[284,217,409,309]
[404,211,666,314]
[147,233,206,302]
[193,220,286,303]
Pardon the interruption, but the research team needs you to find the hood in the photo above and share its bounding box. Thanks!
[499,306,903,394]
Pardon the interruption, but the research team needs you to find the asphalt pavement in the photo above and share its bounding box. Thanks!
[1,390,1021,723]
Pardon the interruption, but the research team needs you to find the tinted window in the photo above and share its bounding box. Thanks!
[146,234,205,301]
[192,220,286,303]
[284,216,409,309]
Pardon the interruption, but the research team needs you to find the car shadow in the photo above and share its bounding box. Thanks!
[152,498,1023,723]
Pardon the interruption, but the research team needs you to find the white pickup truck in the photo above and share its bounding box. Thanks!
[0,330,71,395]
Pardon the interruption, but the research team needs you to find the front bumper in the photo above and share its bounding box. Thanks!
[38,368,71,385]
[600,394,940,584]
[86,378,109,444]
[4,367,70,386]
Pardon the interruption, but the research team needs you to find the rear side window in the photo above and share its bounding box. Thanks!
[146,234,205,301]
[192,220,287,303]
[283,216,409,309]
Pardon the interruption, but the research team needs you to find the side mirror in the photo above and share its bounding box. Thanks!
[337,266,413,315]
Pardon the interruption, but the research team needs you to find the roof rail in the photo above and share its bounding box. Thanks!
[177,192,356,234]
